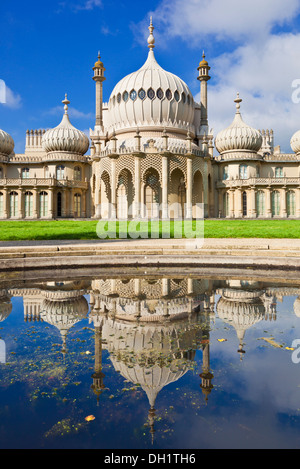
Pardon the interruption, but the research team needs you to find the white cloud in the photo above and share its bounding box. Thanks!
[44,105,93,120]
[1,85,22,109]
[144,0,300,44]
[206,33,300,152]
[74,0,102,11]
[137,0,300,153]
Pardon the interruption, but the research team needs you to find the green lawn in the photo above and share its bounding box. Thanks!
[0,219,299,241]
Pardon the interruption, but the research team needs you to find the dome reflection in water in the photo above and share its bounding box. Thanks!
[0,274,299,449]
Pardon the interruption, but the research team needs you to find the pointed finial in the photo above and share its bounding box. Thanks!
[62,94,70,114]
[148,16,155,50]
[234,92,242,113]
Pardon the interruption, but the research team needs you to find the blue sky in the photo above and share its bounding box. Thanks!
[1,0,300,153]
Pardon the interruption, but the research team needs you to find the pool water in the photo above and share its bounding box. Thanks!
[0,274,300,449]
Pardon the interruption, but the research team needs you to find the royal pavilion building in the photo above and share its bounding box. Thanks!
[1,19,300,221]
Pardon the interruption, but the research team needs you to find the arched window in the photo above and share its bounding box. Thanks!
[74,193,81,218]
[287,190,296,217]
[0,192,3,217]
[39,191,48,217]
[74,166,81,181]
[239,164,248,179]
[272,190,280,216]
[242,191,247,216]
[24,191,33,217]
[56,165,65,180]
[9,191,18,218]
[256,190,265,217]
[117,184,127,219]
[22,168,30,179]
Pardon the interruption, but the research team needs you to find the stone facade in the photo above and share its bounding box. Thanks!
[1,20,300,221]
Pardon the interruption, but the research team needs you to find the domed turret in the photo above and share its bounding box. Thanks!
[0,128,14,160]
[42,94,89,159]
[107,19,195,138]
[215,93,262,159]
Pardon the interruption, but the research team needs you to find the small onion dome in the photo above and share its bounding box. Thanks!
[290,129,300,155]
[93,51,105,69]
[0,128,14,157]
[42,94,89,156]
[198,51,210,69]
[215,93,262,155]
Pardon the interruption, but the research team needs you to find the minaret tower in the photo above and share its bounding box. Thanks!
[93,52,106,129]
[197,52,211,135]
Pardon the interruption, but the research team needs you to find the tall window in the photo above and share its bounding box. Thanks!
[45,166,49,178]
[242,191,247,216]
[74,166,81,181]
[223,166,229,180]
[22,168,30,179]
[117,184,127,219]
[0,167,3,179]
[24,191,33,218]
[56,165,65,180]
[223,192,229,217]
[272,190,280,216]
[275,167,283,178]
[39,191,48,217]
[0,192,3,217]
[256,190,265,217]
[9,192,18,218]
[287,190,296,217]
[74,193,81,217]
[239,164,248,179]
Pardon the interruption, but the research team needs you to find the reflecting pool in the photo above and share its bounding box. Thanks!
[0,272,300,449]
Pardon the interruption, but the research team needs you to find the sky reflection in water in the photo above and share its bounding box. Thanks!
[0,275,299,449]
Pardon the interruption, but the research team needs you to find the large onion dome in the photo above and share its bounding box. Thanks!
[42,95,89,157]
[107,19,195,137]
[215,94,262,158]
[0,128,14,159]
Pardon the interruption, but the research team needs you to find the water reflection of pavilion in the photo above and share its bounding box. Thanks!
[2,276,300,442]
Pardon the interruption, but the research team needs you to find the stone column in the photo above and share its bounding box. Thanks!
[69,189,73,218]
[186,157,193,219]
[250,187,257,218]
[162,155,169,219]
[48,189,54,219]
[134,155,142,219]
[235,188,243,218]
[33,188,38,218]
[296,187,300,218]
[3,190,8,219]
[18,189,23,219]
[62,189,67,218]
[82,191,86,218]
[266,186,272,218]
[110,158,117,219]
[281,187,287,218]
[229,189,235,218]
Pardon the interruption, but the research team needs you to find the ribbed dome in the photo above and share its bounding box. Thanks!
[215,94,262,155]
[107,22,195,137]
[0,128,14,157]
[42,95,89,156]
[290,129,300,154]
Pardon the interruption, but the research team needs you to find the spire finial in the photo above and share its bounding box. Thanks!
[62,94,70,114]
[234,92,242,113]
[148,16,155,50]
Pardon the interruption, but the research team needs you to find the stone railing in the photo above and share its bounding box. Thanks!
[216,177,300,188]
[0,178,89,189]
